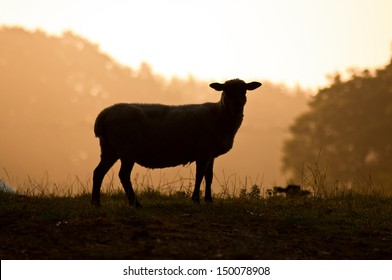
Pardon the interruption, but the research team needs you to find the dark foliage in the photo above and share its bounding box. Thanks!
[283,58,392,192]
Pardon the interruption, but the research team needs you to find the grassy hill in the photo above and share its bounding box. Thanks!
[1,188,391,259]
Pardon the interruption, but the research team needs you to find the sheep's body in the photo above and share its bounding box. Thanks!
[95,102,239,169]
[92,79,261,207]
[269,184,311,197]
[0,179,16,194]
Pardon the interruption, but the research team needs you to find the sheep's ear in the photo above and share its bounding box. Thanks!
[246,82,262,91]
[210,82,225,91]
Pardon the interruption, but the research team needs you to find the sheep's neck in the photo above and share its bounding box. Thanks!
[220,106,244,137]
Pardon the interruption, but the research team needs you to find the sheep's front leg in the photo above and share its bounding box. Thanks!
[204,159,214,202]
[119,160,142,208]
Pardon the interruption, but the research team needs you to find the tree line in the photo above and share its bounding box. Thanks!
[283,58,392,193]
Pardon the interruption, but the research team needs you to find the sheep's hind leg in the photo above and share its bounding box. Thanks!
[92,155,117,206]
[119,160,142,208]
[204,159,214,203]
[192,159,210,203]
[192,160,205,203]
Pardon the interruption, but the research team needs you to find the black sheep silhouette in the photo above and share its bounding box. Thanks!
[267,184,311,197]
[92,79,262,207]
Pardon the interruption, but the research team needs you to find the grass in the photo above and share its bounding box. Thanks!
[1,179,392,259]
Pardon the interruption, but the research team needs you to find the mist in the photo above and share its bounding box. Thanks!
[0,27,310,193]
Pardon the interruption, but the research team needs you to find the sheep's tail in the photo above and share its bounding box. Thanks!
[94,108,109,138]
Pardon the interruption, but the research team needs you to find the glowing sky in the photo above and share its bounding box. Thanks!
[1,0,391,88]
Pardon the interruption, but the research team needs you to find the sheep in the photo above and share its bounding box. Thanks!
[92,78,262,208]
[0,179,17,194]
[267,184,311,198]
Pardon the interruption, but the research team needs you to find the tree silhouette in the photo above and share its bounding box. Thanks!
[283,58,392,192]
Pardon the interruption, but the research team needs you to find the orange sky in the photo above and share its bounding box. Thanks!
[1,0,392,88]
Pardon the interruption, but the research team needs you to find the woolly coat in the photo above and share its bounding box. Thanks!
[94,101,243,168]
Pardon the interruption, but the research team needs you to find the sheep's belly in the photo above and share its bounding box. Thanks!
[134,144,225,169]
[130,133,232,168]
[131,141,195,168]
[136,155,194,169]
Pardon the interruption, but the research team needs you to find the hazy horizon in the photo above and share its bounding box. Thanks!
[0,27,313,194]
[1,0,392,194]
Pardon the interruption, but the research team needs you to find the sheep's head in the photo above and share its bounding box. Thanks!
[210,79,261,115]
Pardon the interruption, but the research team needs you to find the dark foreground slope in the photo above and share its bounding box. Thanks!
[1,190,391,259]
